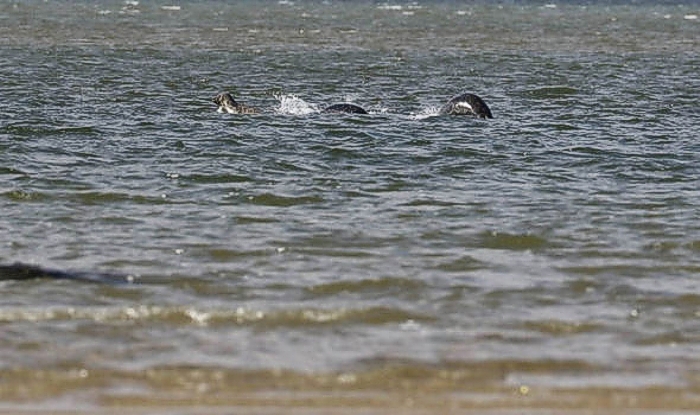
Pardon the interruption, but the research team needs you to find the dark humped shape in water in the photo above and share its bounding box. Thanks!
[212,92,258,114]
[0,262,133,284]
[322,103,368,115]
[439,92,493,119]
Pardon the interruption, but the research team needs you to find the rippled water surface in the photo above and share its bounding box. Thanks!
[1,0,700,413]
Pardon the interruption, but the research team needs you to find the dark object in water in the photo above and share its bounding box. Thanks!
[439,92,493,119]
[322,103,368,114]
[212,92,258,114]
[0,262,134,284]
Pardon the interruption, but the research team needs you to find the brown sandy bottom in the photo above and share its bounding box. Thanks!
[1,365,699,415]
[0,411,695,415]
[0,403,697,415]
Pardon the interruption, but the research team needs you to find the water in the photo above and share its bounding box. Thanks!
[1,0,700,412]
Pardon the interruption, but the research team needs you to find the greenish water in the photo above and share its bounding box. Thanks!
[1,1,699,412]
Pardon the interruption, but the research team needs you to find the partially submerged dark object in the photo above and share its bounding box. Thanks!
[0,262,134,284]
[211,91,493,118]
[439,92,493,119]
[212,92,258,114]
[322,103,368,114]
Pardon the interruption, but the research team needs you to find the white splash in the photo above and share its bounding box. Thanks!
[367,107,389,115]
[378,5,403,11]
[342,93,360,103]
[274,94,320,115]
[410,106,441,120]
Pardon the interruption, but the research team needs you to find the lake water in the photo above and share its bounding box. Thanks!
[1,0,699,413]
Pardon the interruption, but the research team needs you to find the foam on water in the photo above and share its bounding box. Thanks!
[273,93,320,115]
[410,105,442,120]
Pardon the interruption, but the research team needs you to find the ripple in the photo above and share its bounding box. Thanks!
[1,189,49,202]
[185,173,255,184]
[69,191,175,206]
[2,1,700,401]
[521,320,603,336]
[2,123,101,137]
[525,86,579,99]
[435,255,485,273]
[246,192,325,207]
[478,231,550,251]
[305,277,427,297]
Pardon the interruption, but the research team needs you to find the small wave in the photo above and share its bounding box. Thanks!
[185,173,254,184]
[436,255,485,273]
[71,191,173,206]
[2,123,101,137]
[1,189,47,202]
[246,192,324,207]
[273,94,319,115]
[0,304,431,327]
